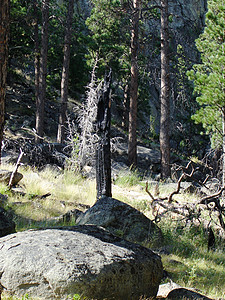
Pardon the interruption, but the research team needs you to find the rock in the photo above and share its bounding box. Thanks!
[61,209,84,222]
[157,282,213,300]
[0,207,16,237]
[77,196,163,245]
[0,170,23,186]
[167,287,213,300]
[53,209,84,224]
[0,193,8,204]
[157,281,182,298]
[0,225,163,300]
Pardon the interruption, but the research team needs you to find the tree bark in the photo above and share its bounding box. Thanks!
[0,0,9,164]
[222,107,225,190]
[35,0,50,143]
[96,70,112,200]
[34,0,40,112]
[57,0,75,143]
[128,0,140,167]
[160,0,171,178]
[122,80,129,129]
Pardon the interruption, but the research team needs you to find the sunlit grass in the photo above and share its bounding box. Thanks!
[160,219,225,299]
[114,168,141,187]
[0,164,96,231]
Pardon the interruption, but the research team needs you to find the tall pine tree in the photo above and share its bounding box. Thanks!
[188,0,225,186]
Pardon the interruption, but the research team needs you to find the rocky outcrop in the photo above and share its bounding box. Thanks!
[0,225,163,300]
[77,196,163,245]
[0,207,16,237]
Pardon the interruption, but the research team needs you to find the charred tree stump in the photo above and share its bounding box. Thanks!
[96,70,112,200]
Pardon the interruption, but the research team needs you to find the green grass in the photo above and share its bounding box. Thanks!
[114,168,141,187]
[159,220,225,299]
[1,163,96,230]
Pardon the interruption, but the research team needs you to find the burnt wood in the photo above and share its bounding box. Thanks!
[96,70,112,200]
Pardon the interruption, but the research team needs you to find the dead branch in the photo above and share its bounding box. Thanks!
[145,181,155,203]
[168,161,194,203]
[8,149,24,189]
[198,187,225,205]
[145,161,225,232]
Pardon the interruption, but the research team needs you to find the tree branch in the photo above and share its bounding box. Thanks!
[168,161,194,203]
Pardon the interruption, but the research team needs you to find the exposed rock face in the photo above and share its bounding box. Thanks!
[0,225,163,300]
[0,207,16,237]
[0,170,23,186]
[77,196,163,245]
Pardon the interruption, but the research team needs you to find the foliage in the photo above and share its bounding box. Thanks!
[187,0,225,149]
[86,0,130,77]
[9,0,89,96]
[9,0,34,60]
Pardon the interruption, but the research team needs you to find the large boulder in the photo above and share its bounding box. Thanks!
[77,196,163,245]
[0,207,16,237]
[0,225,163,300]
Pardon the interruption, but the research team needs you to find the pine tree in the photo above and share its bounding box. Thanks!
[188,0,225,186]
[35,0,50,143]
[57,0,75,143]
[0,0,9,163]
[160,0,171,178]
[128,0,141,167]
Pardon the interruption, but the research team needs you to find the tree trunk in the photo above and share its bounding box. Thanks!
[122,80,129,129]
[222,107,225,190]
[128,0,140,167]
[160,0,171,178]
[0,0,9,164]
[96,70,112,200]
[57,0,75,143]
[35,0,50,143]
[34,0,40,111]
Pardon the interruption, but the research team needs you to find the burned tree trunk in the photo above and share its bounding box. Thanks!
[96,70,112,200]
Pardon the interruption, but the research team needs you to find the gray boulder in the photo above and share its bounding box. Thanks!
[167,288,213,300]
[0,225,163,300]
[157,282,213,300]
[77,196,163,245]
[0,170,23,186]
[0,207,16,237]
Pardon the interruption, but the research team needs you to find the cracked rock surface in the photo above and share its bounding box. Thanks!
[0,225,163,299]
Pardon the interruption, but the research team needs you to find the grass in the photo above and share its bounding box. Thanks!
[1,163,225,299]
[159,220,225,299]
[114,168,141,187]
[1,163,96,230]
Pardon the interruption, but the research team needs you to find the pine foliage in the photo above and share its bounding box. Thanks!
[188,0,225,148]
